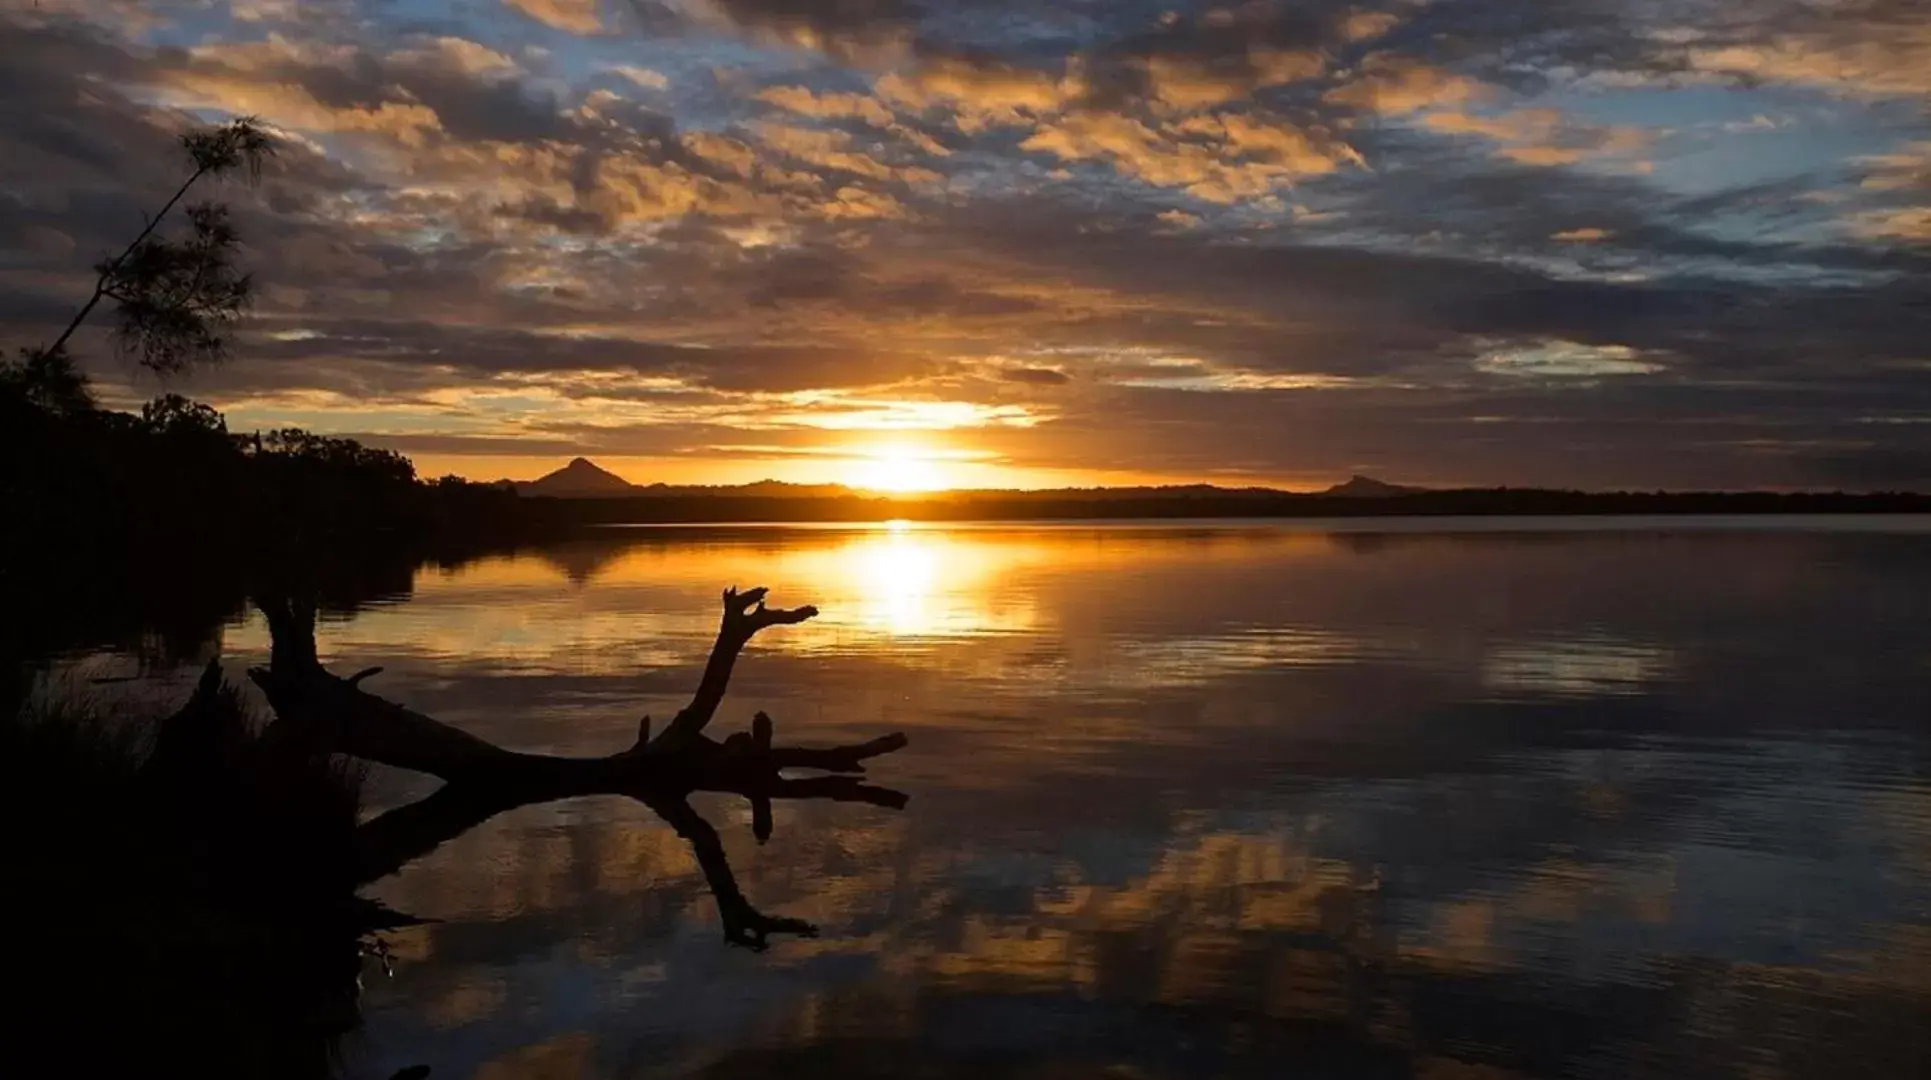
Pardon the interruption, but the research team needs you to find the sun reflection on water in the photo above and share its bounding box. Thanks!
[846,521,944,635]
[223,525,1338,672]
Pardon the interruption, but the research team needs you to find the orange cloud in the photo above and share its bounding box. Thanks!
[751,122,901,181]
[821,185,910,220]
[1424,107,1562,142]
[1848,141,1931,244]
[609,65,669,90]
[400,36,522,76]
[1337,9,1403,44]
[685,131,760,178]
[1859,141,1931,192]
[1189,112,1365,171]
[758,85,897,127]
[1853,207,1931,241]
[1023,109,1360,203]
[1423,107,1651,169]
[585,153,778,226]
[1325,53,1492,115]
[165,40,445,147]
[502,0,603,34]
[756,84,950,157]
[160,36,547,153]
[1499,145,1591,166]
[1686,22,1931,98]
[878,59,1085,132]
[1142,47,1327,111]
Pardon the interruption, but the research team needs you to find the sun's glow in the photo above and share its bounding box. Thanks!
[850,442,949,492]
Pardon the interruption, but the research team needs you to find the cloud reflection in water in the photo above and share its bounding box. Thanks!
[189,523,1931,1078]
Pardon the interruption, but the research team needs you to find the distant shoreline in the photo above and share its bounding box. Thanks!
[582,513,1931,534]
[520,490,1931,527]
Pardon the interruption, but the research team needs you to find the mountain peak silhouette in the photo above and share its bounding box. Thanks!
[518,457,637,497]
[1322,474,1420,498]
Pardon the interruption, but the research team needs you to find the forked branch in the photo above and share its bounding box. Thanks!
[654,586,817,749]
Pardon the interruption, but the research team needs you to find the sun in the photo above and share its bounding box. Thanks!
[851,442,948,492]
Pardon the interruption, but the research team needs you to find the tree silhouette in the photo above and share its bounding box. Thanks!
[42,116,274,374]
[0,344,95,416]
[142,392,229,437]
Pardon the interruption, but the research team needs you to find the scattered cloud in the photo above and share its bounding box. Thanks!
[1141,48,1327,112]
[609,65,669,90]
[1325,53,1492,116]
[1423,108,1649,168]
[758,84,896,127]
[1338,10,1402,45]
[1850,140,1931,243]
[1854,207,1931,243]
[1022,109,1358,202]
[503,0,604,35]
[1476,341,1665,379]
[1681,2,1931,99]
[878,59,1084,132]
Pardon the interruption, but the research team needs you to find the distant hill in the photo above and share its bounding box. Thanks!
[492,460,1928,520]
[639,479,857,500]
[509,461,1435,502]
[515,458,638,498]
[1321,475,1422,498]
[510,461,865,500]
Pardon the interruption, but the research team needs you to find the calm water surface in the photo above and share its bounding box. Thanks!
[125,520,1931,1077]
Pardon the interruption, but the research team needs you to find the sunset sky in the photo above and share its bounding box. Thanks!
[3,0,1929,490]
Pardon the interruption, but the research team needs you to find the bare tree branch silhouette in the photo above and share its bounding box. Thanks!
[233,585,909,947]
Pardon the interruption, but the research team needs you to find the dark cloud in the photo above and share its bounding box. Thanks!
[706,0,912,37]
[1000,366,1070,386]
[213,321,940,395]
[334,432,590,457]
[1805,443,1931,490]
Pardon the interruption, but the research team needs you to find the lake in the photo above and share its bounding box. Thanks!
[76,518,1931,1078]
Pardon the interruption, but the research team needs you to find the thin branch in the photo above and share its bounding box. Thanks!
[762,775,909,809]
[767,733,910,774]
[655,586,817,749]
[352,782,533,885]
[647,795,819,950]
[45,168,205,357]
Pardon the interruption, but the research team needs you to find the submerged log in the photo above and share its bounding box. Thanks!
[249,586,905,794]
[246,584,909,946]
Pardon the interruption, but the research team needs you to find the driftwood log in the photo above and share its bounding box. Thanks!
[245,585,909,949]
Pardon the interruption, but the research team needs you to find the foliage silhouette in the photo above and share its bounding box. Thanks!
[9,670,386,1079]
[0,344,94,415]
[43,117,274,372]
